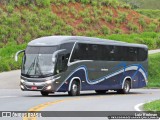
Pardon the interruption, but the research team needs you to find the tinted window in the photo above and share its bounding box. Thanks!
[60,43,74,53]
[70,43,89,61]
[70,43,147,62]
[60,43,74,59]
[126,47,138,61]
[70,43,103,61]
[26,46,57,54]
[138,48,148,61]
[54,43,74,74]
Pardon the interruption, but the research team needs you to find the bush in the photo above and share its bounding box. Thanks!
[81,0,91,4]
[115,18,122,24]
[122,4,131,9]
[114,28,122,34]
[103,16,112,23]
[139,17,146,27]
[146,23,157,32]
[6,5,14,13]
[101,26,110,34]
[127,22,139,32]
[64,25,74,35]
[36,0,51,6]
[148,53,160,88]
[83,17,91,24]
[119,13,127,22]
[136,9,160,19]
[85,30,97,36]
[77,24,87,30]
[79,9,90,18]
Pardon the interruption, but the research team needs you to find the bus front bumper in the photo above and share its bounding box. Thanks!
[20,80,55,92]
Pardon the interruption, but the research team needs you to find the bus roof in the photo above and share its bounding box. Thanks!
[28,36,147,48]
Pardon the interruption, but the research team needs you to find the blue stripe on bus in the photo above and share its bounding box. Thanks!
[57,63,147,92]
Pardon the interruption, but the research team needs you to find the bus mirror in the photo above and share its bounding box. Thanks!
[52,57,56,64]
[15,50,25,62]
[52,49,66,63]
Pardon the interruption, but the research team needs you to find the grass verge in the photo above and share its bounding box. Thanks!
[143,100,160,111]
[147,53,160,88]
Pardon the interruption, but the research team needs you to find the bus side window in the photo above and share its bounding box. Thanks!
[55,53,68,74]
[60,42,74,62]
[127,47,138,61]
[70,43,80,62]
[138,48,148,61]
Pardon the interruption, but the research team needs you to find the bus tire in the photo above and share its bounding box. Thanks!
[68,80,80,96]
[117,80,130,94]
[95,90,107,94]
[41,91,49,96]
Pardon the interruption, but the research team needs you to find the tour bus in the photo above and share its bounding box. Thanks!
[15,36,148,96]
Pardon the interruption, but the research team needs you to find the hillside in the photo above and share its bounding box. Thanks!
[136,9,160,19]
[0,0,159,47]
[120,0,160,20]
[120,0,160,9]
[0,0,160,72]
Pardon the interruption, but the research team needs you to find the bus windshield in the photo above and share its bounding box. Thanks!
[22,46,58,77]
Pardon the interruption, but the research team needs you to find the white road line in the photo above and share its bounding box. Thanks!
[134,103,145,111]
[149,49,160,54]
[0,96,18,98]
[134,98,160,111]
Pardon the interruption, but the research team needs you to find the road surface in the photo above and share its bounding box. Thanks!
[0,49,160,120]
[0,89,160,120]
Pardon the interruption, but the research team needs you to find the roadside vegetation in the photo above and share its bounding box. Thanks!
[103,32,160,50]
[136,9,160,19]
[143,100,160,111]
[0,0,159,49]
[147,53,160,88]
[120,0,160,9]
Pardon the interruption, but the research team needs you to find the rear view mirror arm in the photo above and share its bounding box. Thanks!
[15,50,25,62]
[52,49,66,63]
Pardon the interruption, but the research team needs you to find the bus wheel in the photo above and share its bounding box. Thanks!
[41,91,49,96]
[117,80,130,94]
[68,80,80,96]
[95,90,107,94]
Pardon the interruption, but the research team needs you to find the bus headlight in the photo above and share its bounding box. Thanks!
[46,80,52,84]
[21,79,25,83]
[21,85,24,89]
[46,85,52,90]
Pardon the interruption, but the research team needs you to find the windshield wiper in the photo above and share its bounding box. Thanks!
[35,57,43,76]
[26,57,37,75]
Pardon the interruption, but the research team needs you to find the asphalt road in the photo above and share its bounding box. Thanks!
[0,89,160,120]
[0,49,160,120]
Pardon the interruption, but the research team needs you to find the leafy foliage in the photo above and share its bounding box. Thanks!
[147,53,160,88]
[0,0,159,73]
[137,9,160,19]
[144,100,160,111]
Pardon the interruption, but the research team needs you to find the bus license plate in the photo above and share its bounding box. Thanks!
[31,86,37,90]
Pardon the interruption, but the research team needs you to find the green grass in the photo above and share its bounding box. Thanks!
[0,0,158,47]
[136,9,160,19]
[0,0,129,8]
[0,43,27,72]
[102,32,160,49]
[144,100,160,111]
[120,0,160,9]
[147,53,160,88]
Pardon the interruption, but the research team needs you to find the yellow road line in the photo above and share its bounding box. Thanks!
[23,93,138,120]
[23,98,80,120]
[22,95,107,120]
